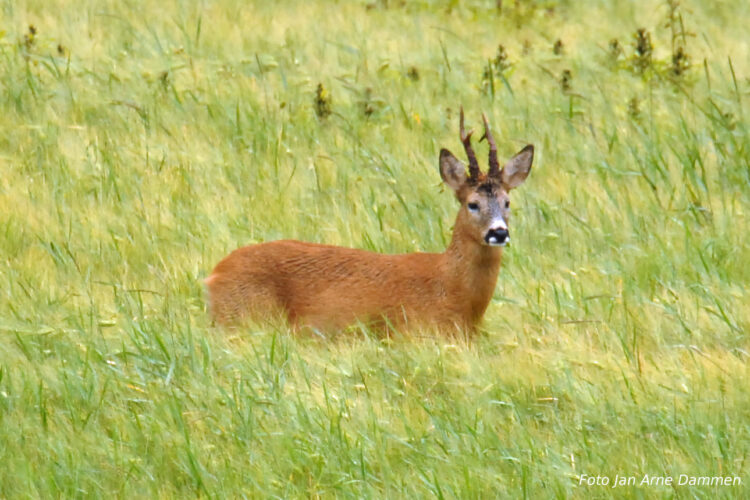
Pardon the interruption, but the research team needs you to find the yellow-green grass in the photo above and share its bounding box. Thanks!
[1,0,748,497]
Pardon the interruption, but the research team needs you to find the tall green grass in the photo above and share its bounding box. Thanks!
[1,0,748,497]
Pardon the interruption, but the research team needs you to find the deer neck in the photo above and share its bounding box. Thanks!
[444,212,503,322]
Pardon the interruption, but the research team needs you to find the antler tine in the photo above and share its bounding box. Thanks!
[481,112,500,177]
[459,106,481,181]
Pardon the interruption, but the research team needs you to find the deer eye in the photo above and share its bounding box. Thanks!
[504,200,510,209]
[467,202,479,212]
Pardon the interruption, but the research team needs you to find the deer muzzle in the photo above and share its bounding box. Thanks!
[485,227,509,246]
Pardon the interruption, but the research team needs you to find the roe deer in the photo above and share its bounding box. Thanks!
[205,108,534,333]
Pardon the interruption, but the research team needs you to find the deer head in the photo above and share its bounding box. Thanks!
[439,108,534,247]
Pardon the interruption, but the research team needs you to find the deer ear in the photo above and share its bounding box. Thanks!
[501,145,533,190]
[439,149,468,191]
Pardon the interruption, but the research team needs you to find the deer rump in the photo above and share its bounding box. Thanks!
[205,239,491,333]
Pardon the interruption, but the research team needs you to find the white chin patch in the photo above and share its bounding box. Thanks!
[488,237,508,247]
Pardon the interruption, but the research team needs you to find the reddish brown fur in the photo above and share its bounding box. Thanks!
[205,111,533,334]
[205,216,502,333]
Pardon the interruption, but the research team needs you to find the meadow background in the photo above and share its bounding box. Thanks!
[1,0,749,497]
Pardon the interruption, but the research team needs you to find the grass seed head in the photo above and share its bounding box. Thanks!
[633,28,653,73]
[553,39,564,55]
[314,83,332,120]
[560,69,572,93]
[671,45,690,76]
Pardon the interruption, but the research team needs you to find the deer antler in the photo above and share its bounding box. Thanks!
[481,113,500,178]
[460,106,480,181]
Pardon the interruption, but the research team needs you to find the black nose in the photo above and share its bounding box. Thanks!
[485,228,509,245]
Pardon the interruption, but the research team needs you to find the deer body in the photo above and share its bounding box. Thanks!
[206,224,502,332]
[206,110,533,333]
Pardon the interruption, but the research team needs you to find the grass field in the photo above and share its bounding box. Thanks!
[1,0,749,497]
